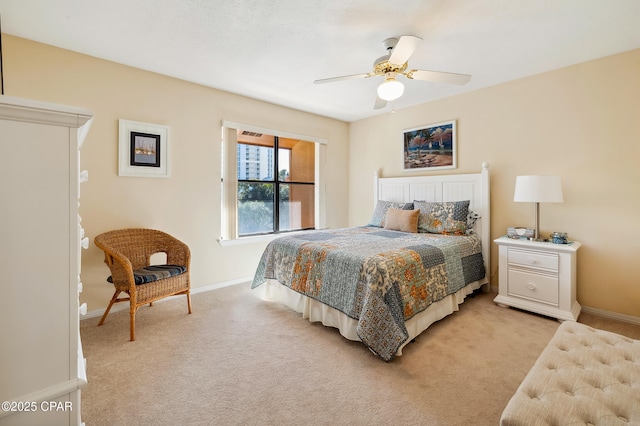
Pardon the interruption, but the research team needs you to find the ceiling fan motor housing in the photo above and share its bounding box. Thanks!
[373,58,408,76]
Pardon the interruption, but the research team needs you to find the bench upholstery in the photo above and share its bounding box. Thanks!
[500,321,640,426]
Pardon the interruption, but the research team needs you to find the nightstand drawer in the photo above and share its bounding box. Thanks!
[507,248,559,272]
[507,268,559,305]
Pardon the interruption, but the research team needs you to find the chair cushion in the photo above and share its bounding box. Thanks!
[107,264,187,285]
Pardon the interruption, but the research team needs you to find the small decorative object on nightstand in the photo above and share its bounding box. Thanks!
[493,236,581,321]
[507,227,534,239]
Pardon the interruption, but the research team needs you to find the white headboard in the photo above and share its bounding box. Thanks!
[374,163,490,287]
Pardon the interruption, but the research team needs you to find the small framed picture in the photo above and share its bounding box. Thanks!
[402,120,457,172]
[130,131,161,168]
[118,119,169,177]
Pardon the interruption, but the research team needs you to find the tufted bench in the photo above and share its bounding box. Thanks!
[500,321,640,426]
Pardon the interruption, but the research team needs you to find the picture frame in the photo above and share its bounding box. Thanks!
[118,119,169,177]
[402,120,457,172]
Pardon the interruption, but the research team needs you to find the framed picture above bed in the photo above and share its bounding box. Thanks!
[118,119,169,178]
[402,120,457,172]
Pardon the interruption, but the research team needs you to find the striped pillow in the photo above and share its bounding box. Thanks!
[107,264,187,285]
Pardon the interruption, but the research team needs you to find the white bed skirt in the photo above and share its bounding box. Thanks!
[254,279,484,356]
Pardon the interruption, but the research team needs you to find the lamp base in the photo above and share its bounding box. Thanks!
[533,202,540,241]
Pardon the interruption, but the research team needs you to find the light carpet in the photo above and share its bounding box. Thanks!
[79,283,640,426]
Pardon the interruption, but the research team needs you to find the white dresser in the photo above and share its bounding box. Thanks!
[0,96,93,425]
[494,236,581,321]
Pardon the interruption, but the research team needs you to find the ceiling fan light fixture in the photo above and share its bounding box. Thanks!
[377,77,404,101]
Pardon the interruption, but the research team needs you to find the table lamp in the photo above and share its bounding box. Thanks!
[513,175,563,241]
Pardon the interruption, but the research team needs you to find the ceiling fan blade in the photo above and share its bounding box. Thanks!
[406,69,471,85]
[388,35,422,65]
[313,73,372,84]
[373,96,387,110]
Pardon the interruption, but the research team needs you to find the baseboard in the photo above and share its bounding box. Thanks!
[190,276,252,294]
[81,276,252,320]
[581,305,640,326]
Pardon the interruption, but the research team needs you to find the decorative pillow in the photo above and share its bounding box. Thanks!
[413,200,470,235]
[367,200,414,227]
[383,208,419,233]
[466,210,481,234]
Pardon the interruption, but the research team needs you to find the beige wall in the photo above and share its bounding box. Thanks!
[3,35,349,312]
[5,34,638,319]
[349,48,640,318]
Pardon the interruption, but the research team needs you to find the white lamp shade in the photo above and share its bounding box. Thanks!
[377,79,404,101]
[514,175,563,203]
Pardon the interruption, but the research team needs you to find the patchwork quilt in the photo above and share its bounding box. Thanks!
[251,227,485,361]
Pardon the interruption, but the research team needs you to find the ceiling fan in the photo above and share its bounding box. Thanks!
[314,35,471,109]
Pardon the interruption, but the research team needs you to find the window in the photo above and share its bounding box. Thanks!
[236,131,315,236]
[220,121,326,243]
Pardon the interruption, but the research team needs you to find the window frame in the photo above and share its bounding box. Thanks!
[219,120,326,246]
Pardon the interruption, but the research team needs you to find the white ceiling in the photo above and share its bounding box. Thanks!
[1,0,639,122]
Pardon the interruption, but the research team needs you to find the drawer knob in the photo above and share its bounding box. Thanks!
[529,258,537,264]
[527,283,536,291]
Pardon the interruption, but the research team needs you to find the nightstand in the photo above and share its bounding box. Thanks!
[493,236,581,321]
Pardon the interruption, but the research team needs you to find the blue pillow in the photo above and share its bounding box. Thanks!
[367,200,414,227]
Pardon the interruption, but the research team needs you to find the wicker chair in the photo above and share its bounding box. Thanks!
[94,228,192,340]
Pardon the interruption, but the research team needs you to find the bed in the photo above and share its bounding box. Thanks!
[251,163,490,361]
